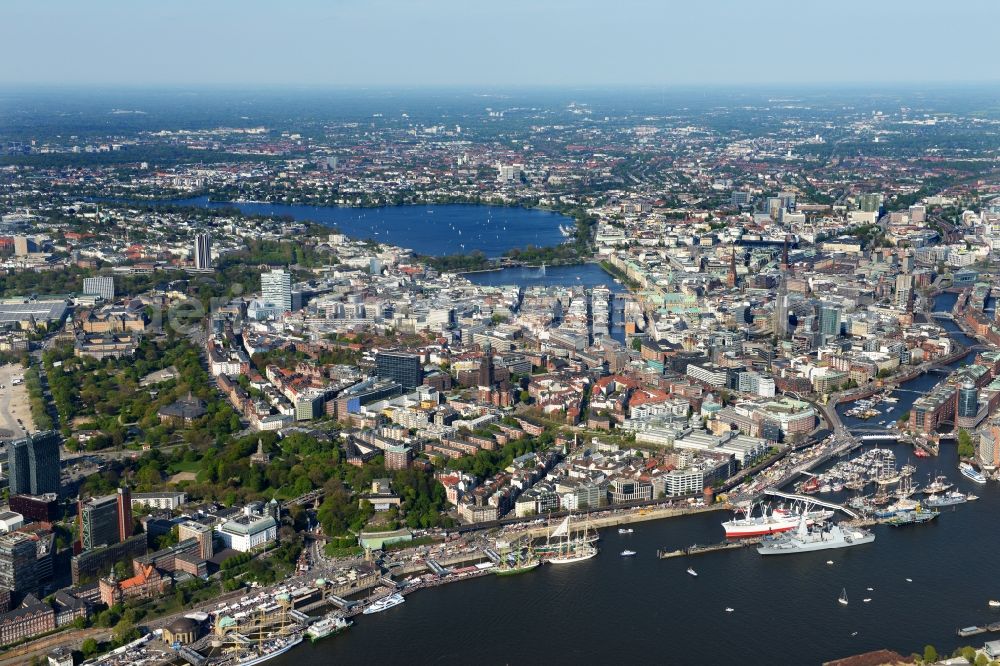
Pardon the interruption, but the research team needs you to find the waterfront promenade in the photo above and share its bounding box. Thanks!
[518,503,726,539]
[0,500,728,665]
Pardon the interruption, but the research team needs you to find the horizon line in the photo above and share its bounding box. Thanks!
[2,80,1000,92]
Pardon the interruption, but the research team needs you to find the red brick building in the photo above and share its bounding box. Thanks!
[0,596,55,646]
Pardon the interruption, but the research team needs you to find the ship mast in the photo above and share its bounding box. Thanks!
[562,513,570,556]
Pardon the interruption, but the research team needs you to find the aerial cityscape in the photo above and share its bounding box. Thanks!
[2,2,1000,665]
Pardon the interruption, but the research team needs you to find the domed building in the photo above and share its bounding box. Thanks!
[163,616,200,645]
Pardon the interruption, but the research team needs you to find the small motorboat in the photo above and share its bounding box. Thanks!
[989,600,1000,608]
[687,567,698,577]
[725,607,734,613]
[967,494,979,501]
[618,528,634,535]
[620,550,636,557]
[863,598,872,603]
[826,560,834,565]
[905,578,913,583]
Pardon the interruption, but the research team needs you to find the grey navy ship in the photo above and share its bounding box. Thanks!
[757,518,875,556]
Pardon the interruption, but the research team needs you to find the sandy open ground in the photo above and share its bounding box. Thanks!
[0,363,34,436]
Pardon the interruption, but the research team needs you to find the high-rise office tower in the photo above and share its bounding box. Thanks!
[730,191,752,207]
[773,279,788,339]
[178,521,214,560]
[77,488,132,552]
[194,233,212,270]
[13,236,36,257]
[819,303,842,339]
[375,351,424,390]
[7,432,60,496]
[261,269,292,312]
[82,276,115,301]
[958,382,979,419]
[116,487,133,544]
[895,273,914,310]
[0,532,38,596]
[764,197,782,220]
[980,418,1000,469]
[858,193,883,214]
[7,441,31,497]
[497,164,521,184]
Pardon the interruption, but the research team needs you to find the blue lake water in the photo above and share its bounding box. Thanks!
[165,197,570,257]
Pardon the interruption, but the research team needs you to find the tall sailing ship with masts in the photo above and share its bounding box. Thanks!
[495,538,542,576]
[542,514,598,564]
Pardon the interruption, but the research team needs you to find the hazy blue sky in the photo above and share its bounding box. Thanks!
[4,0,999,87]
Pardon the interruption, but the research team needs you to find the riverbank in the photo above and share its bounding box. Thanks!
[520,503,726,539]
[197,192,571,216]
[598,260,641,291]
[456,259,589,275]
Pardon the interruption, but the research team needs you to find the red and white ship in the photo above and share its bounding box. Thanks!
[722,504,833,538]
[799,478,821,494]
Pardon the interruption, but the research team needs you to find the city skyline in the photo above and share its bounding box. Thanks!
[2,3,1000,662]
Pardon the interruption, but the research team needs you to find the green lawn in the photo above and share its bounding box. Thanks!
[384,535,441,552]
[167,459,201,474]
[325,544,365,558]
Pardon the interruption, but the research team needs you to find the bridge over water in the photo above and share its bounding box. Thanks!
[858,433,902,442]
[762,489,859,519]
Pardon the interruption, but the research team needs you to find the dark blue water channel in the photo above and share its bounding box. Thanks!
[462,263,625,292]
[464,263,628,344]
[271,291,992,665]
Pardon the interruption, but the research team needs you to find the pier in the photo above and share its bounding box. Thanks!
[324,594,355,610]
[177,647,208,666]
[657,538,762,559]
[765,437,861,493]
[956,622,1000,637]
[841,517,878,528]
[426,559,450,576]
[520,503,727,539]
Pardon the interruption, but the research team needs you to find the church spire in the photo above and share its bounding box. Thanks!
[727,247,737,288]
